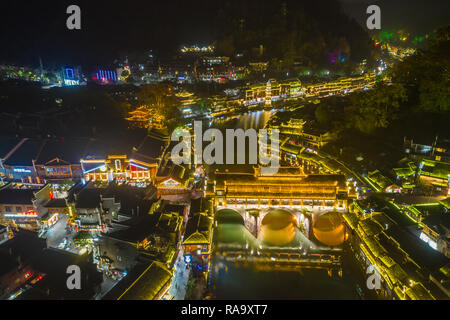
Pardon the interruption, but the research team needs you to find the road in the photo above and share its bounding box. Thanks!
[168,247,191,300]
[94,274,120,300]
[44,214,79,254]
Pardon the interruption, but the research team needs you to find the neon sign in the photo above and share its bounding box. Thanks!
[13,168,32,173]
[162,179,180,187]
[4,209,38,218]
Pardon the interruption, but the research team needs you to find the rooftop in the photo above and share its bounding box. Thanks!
[0,184,38,205]
[104,261,172,300]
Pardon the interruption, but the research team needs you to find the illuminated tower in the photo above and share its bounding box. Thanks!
[265,79,272,106]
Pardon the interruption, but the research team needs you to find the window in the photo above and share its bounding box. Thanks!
[5,206,12,212]
[16,206,22,213]
[115,160,121,170]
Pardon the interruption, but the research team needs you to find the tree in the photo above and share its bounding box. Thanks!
[390,24,450,113]
[135,84,178,121]
[348,83,407,133]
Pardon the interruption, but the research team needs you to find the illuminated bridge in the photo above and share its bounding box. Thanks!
[207,166,357,209]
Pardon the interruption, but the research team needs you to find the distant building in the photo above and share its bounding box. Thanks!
[404,137,450,163]
[244,78,302,105]
[93,69,118,84]
[303,73,376,98]
[61,66,83,86]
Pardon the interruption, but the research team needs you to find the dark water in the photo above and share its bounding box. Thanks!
[213,264,359,300]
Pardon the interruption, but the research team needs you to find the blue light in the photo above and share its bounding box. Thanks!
[65,68,74,79]
[184,254,192,264]
[83,164,106,174]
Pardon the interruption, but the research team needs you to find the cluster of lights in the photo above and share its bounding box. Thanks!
[4,209,38,218]
[180,45,213,53]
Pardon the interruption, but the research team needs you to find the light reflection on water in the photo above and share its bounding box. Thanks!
[233,110,276,130]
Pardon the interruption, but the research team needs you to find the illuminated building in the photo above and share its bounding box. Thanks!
[125,106,166,129]
[244,78,302,105]
[116,65,131,82]
[248,61,269,73]
[93,69,117,84]
[417,159,450,192]
[180,45,214,54]
[367,170,394,192]
[344,204,449,300]
[182,212,213,272]
[0,183,52,232]
[303,72,376,98]
[404,137,450,163]
[33,138,89,181]
[99,206,183,271]
[68,183,119,233]
[265,79,272,106]
[81,155,157,184]
[156,164,192,200]
[208,166,356,208]
[61,66,82,86]
[404,199,450,258]
[272,118,331,150]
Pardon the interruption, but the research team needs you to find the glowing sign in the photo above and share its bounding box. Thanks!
[64,79,79,86]
[13,168,32,173]
[162,179,180,187]
[4,209,38,218]
[184,254,192,264]
[419,231,438,250]
[46,167,70,176]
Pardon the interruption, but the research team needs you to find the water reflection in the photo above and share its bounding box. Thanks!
[234,110,276,130]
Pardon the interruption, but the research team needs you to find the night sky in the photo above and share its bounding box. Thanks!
[0,0,448,69]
